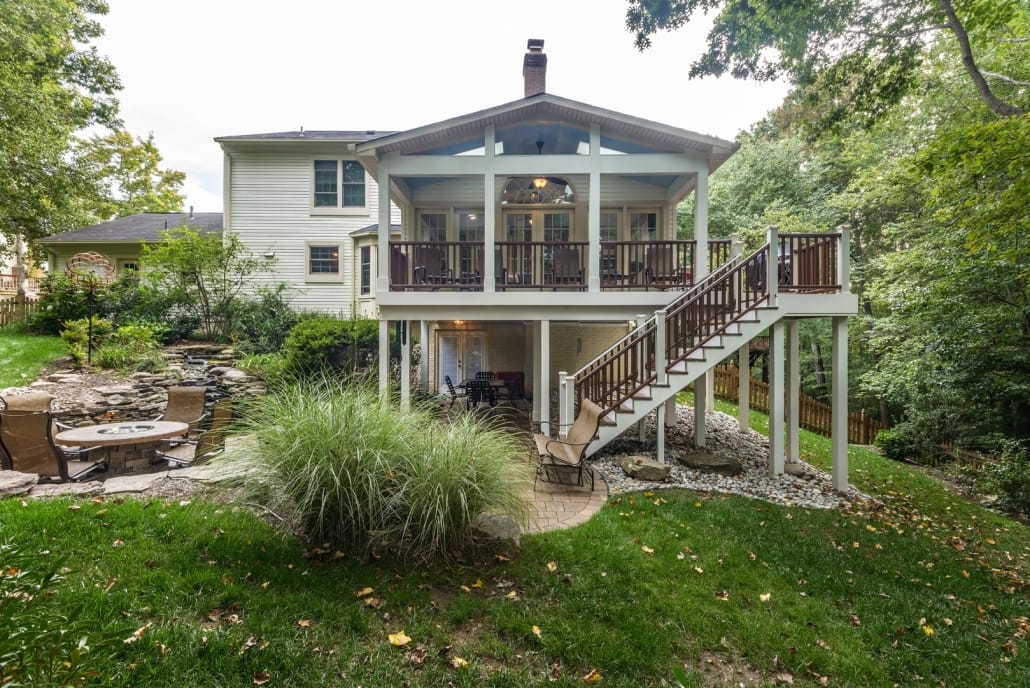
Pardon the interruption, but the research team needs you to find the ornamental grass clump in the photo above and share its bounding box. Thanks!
[237,378,528,560]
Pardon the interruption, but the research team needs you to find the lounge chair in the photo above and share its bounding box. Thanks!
[0,409,107,482]
[154,400,232,468]
[533,398,602,489]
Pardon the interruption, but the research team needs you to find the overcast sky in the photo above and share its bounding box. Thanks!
[94,0,791,213]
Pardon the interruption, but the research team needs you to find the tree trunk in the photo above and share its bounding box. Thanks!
[938,0,1025,117]
[810,340,827,392]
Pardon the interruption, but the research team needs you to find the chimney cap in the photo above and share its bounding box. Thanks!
[527,38,544,51]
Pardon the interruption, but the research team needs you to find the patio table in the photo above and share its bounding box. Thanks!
[54,421,189,475]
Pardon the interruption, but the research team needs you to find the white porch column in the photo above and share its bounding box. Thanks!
[376,159,391,293]
[656,406,666,463]
[484,125,496,292]
[706,371,715,413]
[693,167,709,280]
[786,319,800,465]
[419,320,429,393]
[532,321,542,425]
[559,372,574,438]
[400,321,410,409]
[664,394,677,427]
[378,319,390,394]
[693,379,707,448]
[831,316,849,492]
[767,320,785,474]
[538,320,551,436]
[766,225,779,307]
[737,342,750,432]
[587,123,601,292]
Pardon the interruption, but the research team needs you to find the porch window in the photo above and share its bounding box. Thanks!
[312,160,367,213]
[630,211,658,241]
[501,177,574,204]
[600,211,618,276]
[418,213,447,241]
[359,246,371,294]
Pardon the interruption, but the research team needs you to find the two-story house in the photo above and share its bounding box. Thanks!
[218,40,858,491]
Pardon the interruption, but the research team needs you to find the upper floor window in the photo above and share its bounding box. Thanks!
[313,160,367,213]
[359,246,371,295]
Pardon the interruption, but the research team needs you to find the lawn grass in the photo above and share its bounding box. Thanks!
[0,329,65,388]
[0,405,1027,687]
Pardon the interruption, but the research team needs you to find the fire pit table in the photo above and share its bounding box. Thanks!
[54,421,190,475]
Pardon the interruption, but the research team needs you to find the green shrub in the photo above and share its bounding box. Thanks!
[234,378,528,560]
[60,316,114,366]
[94,323,166,371]
[237,351,287,384]
[986,439,1030,515]
[100,270,197,342]
[29,274,92,335]
[0,543,125,685]
[232,284,298,353]
[282,315,379,376]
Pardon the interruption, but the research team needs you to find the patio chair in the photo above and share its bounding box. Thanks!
[0,390,53,411]
[533,398,602,490]
[645,245,686,288]
[444,375,466,408]
[465,379,496,409]
[0,409,107,482]
[552,247,584,288]
[156,385,208,433]
[154,399,232,468]
[413,246,451,287]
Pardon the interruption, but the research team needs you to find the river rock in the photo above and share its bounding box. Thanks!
[619,455,672,481]
[678,452,743,476]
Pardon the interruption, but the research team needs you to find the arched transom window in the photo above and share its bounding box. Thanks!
[501,176,574,205]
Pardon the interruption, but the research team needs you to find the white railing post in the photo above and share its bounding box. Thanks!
[766,225,779,306]
[654,310,667,386]
[558,371,573,439]
[836,223,851,292]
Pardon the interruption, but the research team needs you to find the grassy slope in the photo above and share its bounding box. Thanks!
[0,407,1026,687]
[0,331,65,388]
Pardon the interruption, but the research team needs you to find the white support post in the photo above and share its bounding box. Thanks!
[766,225,779,307]
[539,320,550,436]
[737,342,750,432]
[484,125,496,292]
[378,319,390,395]
[587,123,601,292]
[837,223,851,293]
[831,316,849,492]
[376,160,391,293]
[786,318,800,465]
[694,378,707,448]
[532,321,542,426]
[693,168,709,281]
[558,371,572,438]
[654,310,667,387]
[419,320,429,393]
[768,320,785,474]
[656,405,666,463]
[705,370,715,414]
[664,393,677,428]
[400,321,410,409]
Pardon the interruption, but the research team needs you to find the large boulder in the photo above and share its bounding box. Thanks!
[0,471,38,497]
[679,452,743,476]
[619,455,672,482]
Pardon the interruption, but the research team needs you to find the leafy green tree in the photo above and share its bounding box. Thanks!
[626,0,1027,128]
[76,130,185,220]
[0,0,121,254]
[139,228,275,342]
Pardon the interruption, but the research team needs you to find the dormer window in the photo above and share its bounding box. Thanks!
[501,176,574,205]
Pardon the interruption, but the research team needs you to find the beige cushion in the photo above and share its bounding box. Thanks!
[2,391,53,411]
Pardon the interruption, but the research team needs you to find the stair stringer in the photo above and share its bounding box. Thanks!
[586,304,784,457]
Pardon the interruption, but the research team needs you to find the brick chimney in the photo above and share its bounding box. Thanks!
[523,39,546,97]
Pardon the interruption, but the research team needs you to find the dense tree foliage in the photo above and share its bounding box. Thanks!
[0,1,183,267]
[642,1,1030,455]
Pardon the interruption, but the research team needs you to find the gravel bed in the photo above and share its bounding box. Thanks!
[591,405,870,509]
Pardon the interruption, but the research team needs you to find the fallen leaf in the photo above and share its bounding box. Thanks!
[694,566,704,574]
[68,504,81,511]
[112,539,125,547]
[253,670,270,685]
[471,578,484,589]
[296,619,311,628]
[451,655,469,669]
[547,561,558,573]
[388,631,412,647]
[641,545,654,555]
[532,625,542,638]
[582,668,603,682]
[676,552,685,560]
[716,590,730,601]
[849,614,861,626]
[922,625,934,637]
[759,593,772,602]
[496,554,511,562]
[355,587,374,598]
[123,623,151,644]
[460,584,471,593]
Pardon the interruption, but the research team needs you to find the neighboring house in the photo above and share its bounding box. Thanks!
[0,235,43,295]
[35,211,223,278]
[221,39,858,489]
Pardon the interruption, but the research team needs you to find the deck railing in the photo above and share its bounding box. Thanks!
[573,231,845,416]
[0,273,39,294]
[388,239,736,291]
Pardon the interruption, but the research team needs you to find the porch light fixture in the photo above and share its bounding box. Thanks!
[532,176,548,189]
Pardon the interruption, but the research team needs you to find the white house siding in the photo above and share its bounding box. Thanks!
[228,151,398,314]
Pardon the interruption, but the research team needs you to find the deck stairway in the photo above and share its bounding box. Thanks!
[564,231,843,457]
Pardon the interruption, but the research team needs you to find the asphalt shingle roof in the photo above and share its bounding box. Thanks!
[37,213,223,244]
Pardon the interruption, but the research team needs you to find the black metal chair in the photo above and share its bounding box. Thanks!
[465,379,496,409]
[444,376,466,408]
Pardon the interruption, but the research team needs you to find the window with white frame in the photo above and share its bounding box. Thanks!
[312,160,367,212]
[305,242,343,283]
[629,211,658,241]
[360,246,371,295]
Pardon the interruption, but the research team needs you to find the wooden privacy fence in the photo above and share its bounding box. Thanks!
[711,364,884,445]
[0,294,38,327]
